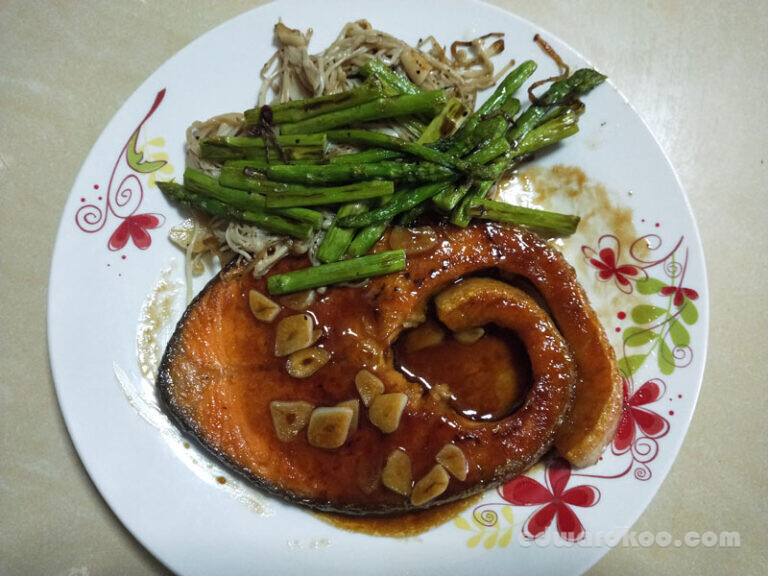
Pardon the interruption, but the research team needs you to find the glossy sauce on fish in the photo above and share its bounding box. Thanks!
[158,222,621,514]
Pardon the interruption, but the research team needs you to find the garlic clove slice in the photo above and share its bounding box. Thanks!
[269,400,314,442]
[307,406,354,449]
[435,443,468,481]
[336,399,360,437]
[381,449,412,496]
[368,392,408,434]
[411,464,450,506]
[355,369,385,407]
[280,289,316,311]
[249,290,281,323]
[286,347,330,378]
[275,314,314,357]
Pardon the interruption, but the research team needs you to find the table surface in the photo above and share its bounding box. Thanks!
[1,1,766,574]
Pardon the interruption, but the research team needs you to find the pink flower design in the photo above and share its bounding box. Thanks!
[582,236,640,293]
[613,379,670,454]
[108,213,163,251]
[590,247,639,286]
[75,89,168,254]
[500,458,600,542]
[660,285,699,307]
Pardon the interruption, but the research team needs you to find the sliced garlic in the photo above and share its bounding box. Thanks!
[368,392,408,434]
[389,225,438,255]
[453,327,485,345]
[355,369,385,407]
[435,443,468,481]
[411,464,450,506]
[310,328,323,346]
[403,320,444,353]
[275,314,313,357]
[269,401,314,442]
[381,449,412,496]
[286,347,330,378]
[280,289,316,311]
[307,406,353,449]
[336,399,360,436]
[249,290,281,323]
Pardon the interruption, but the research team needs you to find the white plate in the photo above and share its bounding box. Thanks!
[48,0,708,574]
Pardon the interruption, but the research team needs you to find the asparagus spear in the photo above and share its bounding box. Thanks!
[465,136,511,164]
[158,181,313,239]
[508,108,580,158]
[451,180,494,227]
[337,181,453,228]
[316,202,368,263]
[432,180,473,212]
[325,129,497,178]
[417,97,468,143]
[329,98,467,166]
[329,148,401,165]
[199,134,327,161]
[267,249,407,295]
[220,165,393,204]
[360,58,421,96]
[183,168,322,228]
[507,68,606,144]
[359,58,427,137]
[335,93,462,250]
[347,221,390,257]
[441,61,536,153]
[279,91,446,135]
[450,109,582,227]
[468,197,580,236]
[263,180,394,208]
[244,80,384,125]
[397,202,429,226]
[262,161,456,185]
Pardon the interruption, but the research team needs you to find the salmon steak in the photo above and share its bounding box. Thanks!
[158,222,622,514]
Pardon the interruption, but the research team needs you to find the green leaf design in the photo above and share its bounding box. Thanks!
[484,532,498,549]
[454,516,471,531]
[658,340,675,375]
[126,131,166,174]
[498,528,514,548]
[631,305,666,324]
[501,506,515,525]
[467,533,484,548]
[623,326,657,347]
[636,277,666,295]
[619,354,646,377]
[679,298,699,325]
[669,319,690,348]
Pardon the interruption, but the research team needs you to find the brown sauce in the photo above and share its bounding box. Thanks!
[394,325,531,421]
[313,494,482,537]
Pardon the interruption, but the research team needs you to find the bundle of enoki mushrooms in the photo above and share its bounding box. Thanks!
[173,21,513,297]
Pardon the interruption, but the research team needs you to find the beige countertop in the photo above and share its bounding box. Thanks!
[1,1,766,574]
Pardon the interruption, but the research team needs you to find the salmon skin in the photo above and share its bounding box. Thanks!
[158,222,621,514]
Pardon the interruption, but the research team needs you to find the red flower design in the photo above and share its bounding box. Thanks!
[500,458,600,542]
[590,247,639,287]
[613,379,670,453]
[108,213,162,251]
[660,285,699,307]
